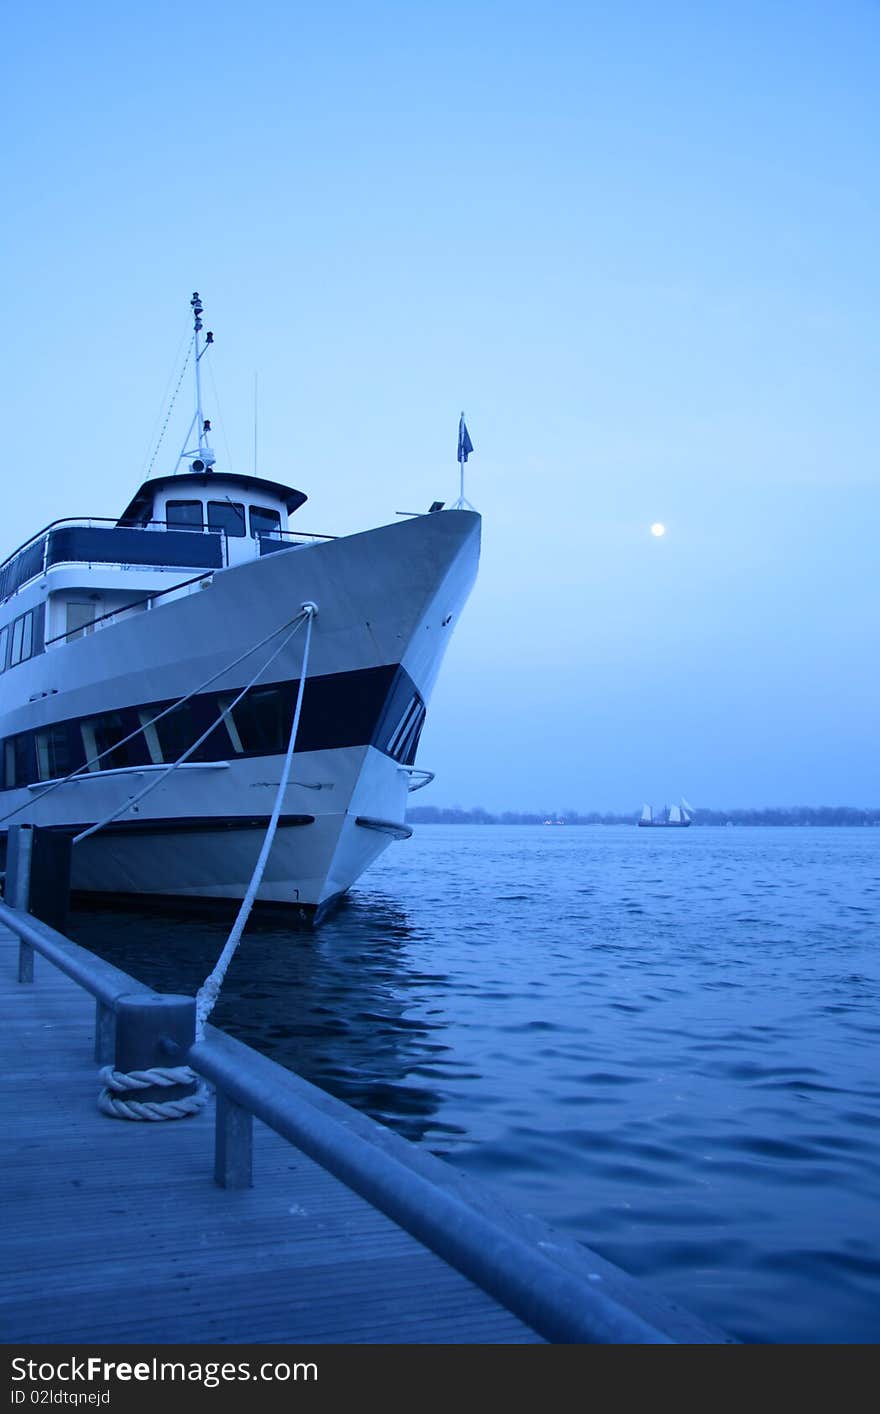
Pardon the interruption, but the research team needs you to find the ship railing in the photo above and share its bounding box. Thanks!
[400,767,435,793]
[1,519,338,604]
[0,517,225,604]
[256,527,336,556]
[0,877,729,1345]
[43,570,221,647]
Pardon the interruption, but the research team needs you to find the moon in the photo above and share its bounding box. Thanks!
[650,522,666,537]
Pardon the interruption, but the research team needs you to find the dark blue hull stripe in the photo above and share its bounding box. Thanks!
[1,663,425,791]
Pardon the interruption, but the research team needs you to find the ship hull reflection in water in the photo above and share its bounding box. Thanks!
[67,894,460,1144]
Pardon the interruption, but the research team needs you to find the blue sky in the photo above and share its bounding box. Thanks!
[3,1,878,811]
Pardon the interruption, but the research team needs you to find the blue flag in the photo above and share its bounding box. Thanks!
[458,414,474,464]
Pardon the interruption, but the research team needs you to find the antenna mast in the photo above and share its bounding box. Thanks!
[175,291,216,474]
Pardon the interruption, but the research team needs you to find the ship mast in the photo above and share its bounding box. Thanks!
[175,291,216,474]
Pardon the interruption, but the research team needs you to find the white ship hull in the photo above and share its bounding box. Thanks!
[0,510,480,917]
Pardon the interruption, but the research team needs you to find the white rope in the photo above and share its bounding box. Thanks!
[98,1064,206,1121]
[73,612,309,845]
[195,602,317,1039]
[90,603,317,1121]
[0,608,310,831]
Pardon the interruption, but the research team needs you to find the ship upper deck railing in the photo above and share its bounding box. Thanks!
[0,518,336,606]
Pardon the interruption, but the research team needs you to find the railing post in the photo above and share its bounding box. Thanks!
[7,823,34,909]
[18,939,34,983]
[214,1089,253,1189]
[6,823,72,936]
[7,824,35,982]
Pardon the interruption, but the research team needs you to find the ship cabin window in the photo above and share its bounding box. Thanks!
[0,625,8,673]
[66,602,96,641]
[35,724,74,782]
[207,501,246,538]
[4,733,33,790]
[249,505,282,540]
[10,611,34,667]
[153,703,196,764]
[219,687,287,754]
[81,712,143,772]
[166,500,204,531]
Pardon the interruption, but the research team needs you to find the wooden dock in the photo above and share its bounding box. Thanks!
[1,910,731,1346]
[2,923,546,1343]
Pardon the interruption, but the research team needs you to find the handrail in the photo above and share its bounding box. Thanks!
[0,897,731,1346]
[187,1029,682,1345]
[258,528,336,545]
[0,899,153,1007]
[0,516,216,576]
[402,768,435,793]
[1,516,337,578]
[43,569,216,646]
[2,519,337,607]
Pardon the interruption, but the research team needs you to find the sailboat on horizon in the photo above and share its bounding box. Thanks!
[638,798,695,829]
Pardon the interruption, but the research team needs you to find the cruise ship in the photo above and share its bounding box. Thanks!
[0,295,480,920]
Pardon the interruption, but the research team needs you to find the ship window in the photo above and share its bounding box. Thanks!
[249,505,282,539]
[4,733,33,789]
[10,611,33,667]
[66,602,96,641]
[35,724,74,782]
[207,501,246,538]
[81,712,139,772]
[0,625,8,672]
[153,703,197,764]
[219,687,287,754]
[382,693,426,765]
[166,500,204,530]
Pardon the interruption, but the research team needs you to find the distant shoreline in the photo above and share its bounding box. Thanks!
[407,807,880,827]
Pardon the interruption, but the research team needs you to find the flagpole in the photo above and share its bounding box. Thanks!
[459,408,465,505]
[455,410,475,510]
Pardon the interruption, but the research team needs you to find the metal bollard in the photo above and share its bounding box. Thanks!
[94,999,116,1065]
[113,994,199,1107]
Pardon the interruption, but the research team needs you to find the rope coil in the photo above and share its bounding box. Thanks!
[98,1064,206,1122]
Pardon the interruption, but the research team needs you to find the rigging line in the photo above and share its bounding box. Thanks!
[72,614,309,846]
[140,320,191,480]
[0,608,310,830]
[195,603,317,1039]
[145,342,193,478]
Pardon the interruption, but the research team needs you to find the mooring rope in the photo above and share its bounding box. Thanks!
[195,602,317,1039]
[96,601,317,1117]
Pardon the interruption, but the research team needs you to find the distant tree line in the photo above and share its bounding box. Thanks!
[406,805,880,827]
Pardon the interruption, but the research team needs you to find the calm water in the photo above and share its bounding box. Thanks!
[68,825,880,1344]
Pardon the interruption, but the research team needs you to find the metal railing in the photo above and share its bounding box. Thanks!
[0,871,731,1345]
[1,518,337,606]
[43,570,216,646]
